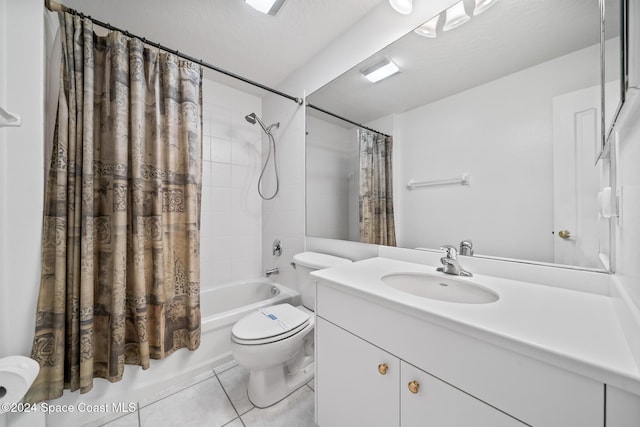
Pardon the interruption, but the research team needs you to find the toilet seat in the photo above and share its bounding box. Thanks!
[232,303,311,345]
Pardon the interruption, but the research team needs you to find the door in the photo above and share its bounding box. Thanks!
[400,361,525,427]
[316,318,400,427]
[552,84,613,268]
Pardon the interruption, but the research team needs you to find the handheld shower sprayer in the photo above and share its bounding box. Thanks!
[245,112,280,200]
[245,113,280,135]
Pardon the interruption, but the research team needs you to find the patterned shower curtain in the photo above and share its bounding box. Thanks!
[26,13,203,402]
[358,129,397,246]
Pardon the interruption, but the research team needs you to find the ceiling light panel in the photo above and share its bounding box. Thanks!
[361,58,400,83]
[246,0,287,16]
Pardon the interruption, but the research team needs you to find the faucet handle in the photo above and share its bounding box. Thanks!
[440,245,458,258]
[459,240,474,256]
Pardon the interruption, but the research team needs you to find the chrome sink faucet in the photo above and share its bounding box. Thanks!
[437,245,472,277]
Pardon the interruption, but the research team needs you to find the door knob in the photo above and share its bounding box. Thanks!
[408,380,420,394]
[378,363,388,375]
[558,230,571,239]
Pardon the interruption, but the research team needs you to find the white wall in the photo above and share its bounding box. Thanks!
[395,43,601,262]
[613,0,640,311]
[614,97,640,308]
[306,116,352,240]
[200,78,263,289]
[0,0,45,360]
[0,0,8,359]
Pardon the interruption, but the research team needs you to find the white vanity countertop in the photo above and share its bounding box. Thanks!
[311,257,640,394]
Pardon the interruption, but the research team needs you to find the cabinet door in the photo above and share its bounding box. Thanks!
[401,362,526,427]
[317,317,400,427]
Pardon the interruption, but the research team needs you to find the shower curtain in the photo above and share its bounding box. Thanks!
[358,129,397,246]
[26,12,203,402]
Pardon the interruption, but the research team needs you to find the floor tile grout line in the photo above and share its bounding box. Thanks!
[137,368,217,410]
[215,369,247,427]
[95,403,140,427]
[214,360,239,376]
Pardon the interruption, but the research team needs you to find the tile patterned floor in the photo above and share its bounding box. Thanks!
[95,361,315,427]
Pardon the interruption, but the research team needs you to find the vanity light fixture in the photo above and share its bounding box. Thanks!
[361,58,400,83]
[245,0,287,16]
[473,0,498,16]
[414,14,440,38]
[389,0,412,15]
[442,0,471,32]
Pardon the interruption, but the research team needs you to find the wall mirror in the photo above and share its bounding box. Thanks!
[305,0,626,271]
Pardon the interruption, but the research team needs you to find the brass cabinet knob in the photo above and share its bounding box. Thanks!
[378,363,388,375]
[558,230,571,239]
[408,380,420,394]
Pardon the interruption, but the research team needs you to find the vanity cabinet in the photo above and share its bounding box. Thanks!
[317,318,524,427]
[315,281,605,427]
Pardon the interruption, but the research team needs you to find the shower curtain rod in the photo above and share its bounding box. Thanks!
[306,103,391,138]
[45,0,303,106]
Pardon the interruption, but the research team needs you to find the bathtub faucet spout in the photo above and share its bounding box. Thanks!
[265,267,279,278]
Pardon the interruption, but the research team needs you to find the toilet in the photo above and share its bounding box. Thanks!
[231,251,351,408]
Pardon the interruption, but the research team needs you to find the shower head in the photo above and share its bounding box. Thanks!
[245,113,258,125]
[244,112,279,134]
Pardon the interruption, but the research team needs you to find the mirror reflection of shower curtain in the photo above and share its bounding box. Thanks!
[358,129,397,246]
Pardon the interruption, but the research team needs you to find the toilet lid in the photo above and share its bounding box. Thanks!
[293,252,352,269]
[232,303,310,343]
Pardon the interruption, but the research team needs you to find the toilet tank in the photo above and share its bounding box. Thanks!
[293,252,352,310]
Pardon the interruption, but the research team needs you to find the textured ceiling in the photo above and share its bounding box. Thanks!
[308,0,608,125]
[60,0,386,94]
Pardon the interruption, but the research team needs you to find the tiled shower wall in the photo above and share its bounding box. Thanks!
[200,78,263,290]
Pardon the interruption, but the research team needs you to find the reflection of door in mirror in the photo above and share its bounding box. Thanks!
[553,81,618,268]
[552,86,601,268]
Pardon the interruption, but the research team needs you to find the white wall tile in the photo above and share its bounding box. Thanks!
[202,113,212,138]
[231,137,261,166]
[212,137,232,164]
[201,161,212,188]
[202,135,212,162]
[201,78,263,285]
[200,187,212,215]
[232,164,259,189]
[211,212,235,237]
[212,107,233,140]
[211,187,232,212]
[212,162,232,187]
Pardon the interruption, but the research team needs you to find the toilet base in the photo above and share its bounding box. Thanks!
[247,356,314,408]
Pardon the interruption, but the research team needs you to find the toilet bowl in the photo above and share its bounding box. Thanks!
[231,252,351,408]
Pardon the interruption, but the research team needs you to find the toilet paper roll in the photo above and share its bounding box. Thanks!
[0,356,40,412]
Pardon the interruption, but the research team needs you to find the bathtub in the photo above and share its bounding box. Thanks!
[201,279,301,333]
[200,280,301,364]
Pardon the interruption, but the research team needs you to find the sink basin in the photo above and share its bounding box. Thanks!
[381,273,499,304]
